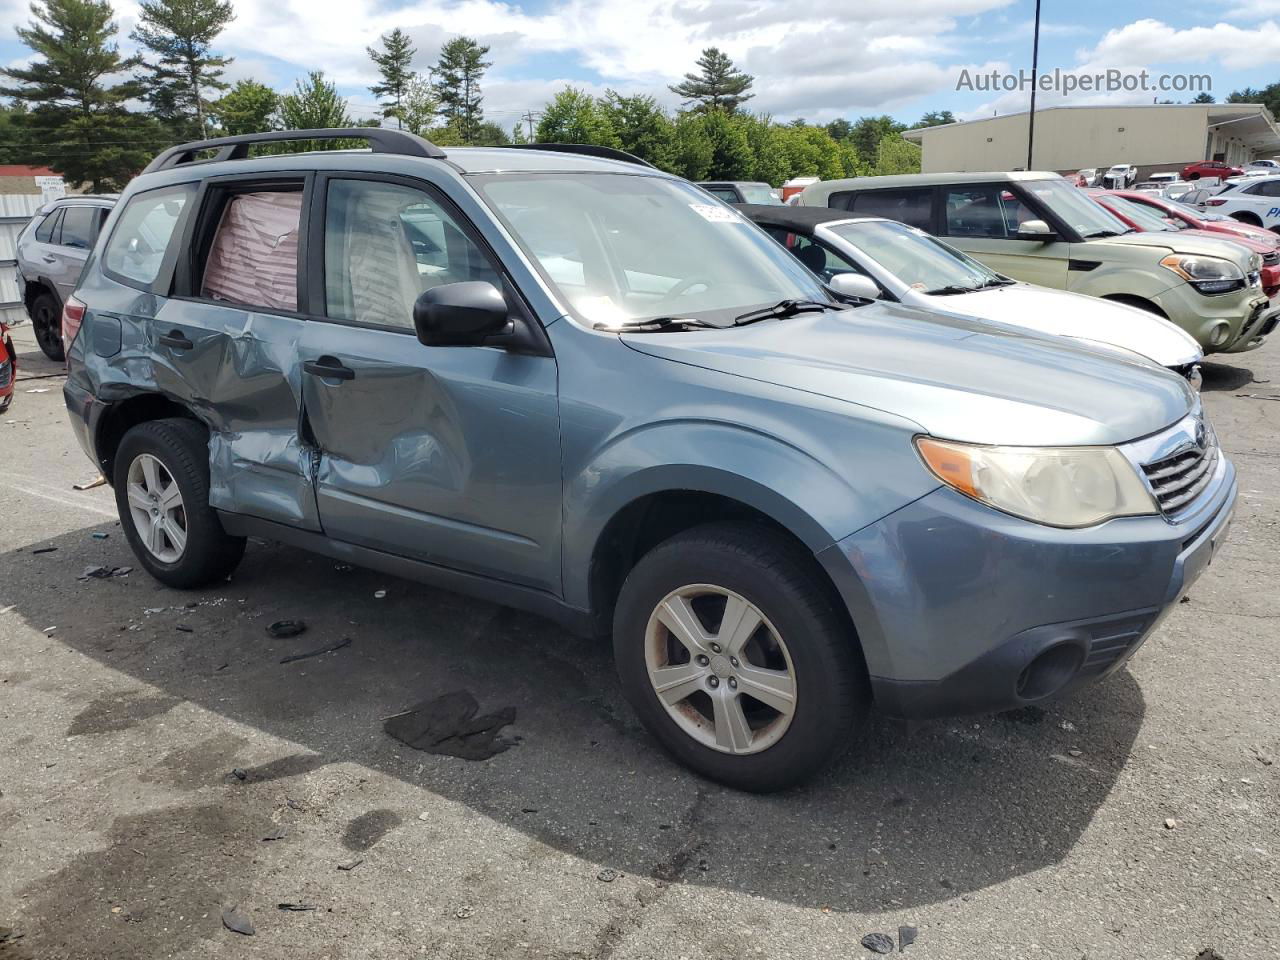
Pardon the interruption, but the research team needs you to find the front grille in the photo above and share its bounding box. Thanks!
[1079,614,1154,676]
[1263,251,1279,267]
[1141,429,1219,515]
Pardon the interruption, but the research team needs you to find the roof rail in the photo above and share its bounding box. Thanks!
[141,128,447,174]
[508,142,655,169]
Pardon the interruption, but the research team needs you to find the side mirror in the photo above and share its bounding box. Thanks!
[827,272,881,300]
[413,281,510,347]
[1016,219,1056,242]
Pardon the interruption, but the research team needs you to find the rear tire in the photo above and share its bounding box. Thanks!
[1231,212,1263,227]
[612,522,867,792]
[113,418,246,588]
[30,291,64,361]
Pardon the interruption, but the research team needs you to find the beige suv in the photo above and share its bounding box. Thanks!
[799,172,1274,354]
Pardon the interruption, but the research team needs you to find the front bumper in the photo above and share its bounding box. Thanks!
[1153,282,1269,354]
[818,450,1237,719]
[1222,297,1278,352]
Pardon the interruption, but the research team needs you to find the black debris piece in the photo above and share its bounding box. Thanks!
[267,619,307,638]
[898,925,918,952]
[280,637,351,665]
[31,546,57,555]
[277,903,317,912]
[1196,951,1226,960]
[262,828,288,841]
[383,690,516,761]
[221,905,255,936]
[92,532,110,540]
[79,565,132,581]
[597,868,618,883]
[175,624,193,633]
[0,926,23,942]
[861,933,894,955]
[230,768,248,781]
[521,807,538,814]
[1180,595,1192,604]
[337,858,364,871]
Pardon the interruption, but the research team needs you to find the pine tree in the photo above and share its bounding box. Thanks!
[433,36,491,144]
[669,48,754,113]
[131,0,235,139]
[367,28,416,129]
[0,0,164,190]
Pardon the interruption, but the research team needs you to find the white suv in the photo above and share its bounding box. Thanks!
[1202,174,1280,233]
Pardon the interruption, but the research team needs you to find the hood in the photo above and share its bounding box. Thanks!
[938,284,1203,367]
[621,301,1194,447]
[1096,230,1255,267]
[1212,221,1280,247]
[1176,227,1272,254]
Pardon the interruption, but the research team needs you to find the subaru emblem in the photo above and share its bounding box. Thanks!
[1195,419,1207,449]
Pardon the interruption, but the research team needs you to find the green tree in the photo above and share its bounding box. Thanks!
[277,71,351,150]
[600,91,674,169]
[669,47,754,113]
[701,110,752,180]
[824,118,853,142]
[131,0,235,139]
[472,120,510,146]
[212,78,277,136]
[739,115,789,186]
[913,109,955,128]
[848,115,906,162]
[1228,83,1280,118]
[1,0,163,190]
[872,134,921,176]
[777,124,845,180]
[399,75,438,136]
[1191,92,1215,104]
[367,28,416,129]
[671,112,713,180]
[536,86,619,146]
[433,36,491,144]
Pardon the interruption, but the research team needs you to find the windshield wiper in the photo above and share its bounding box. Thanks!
[596,316,718,333]
[925,284,981,295]
[732,299,836,326]
[1083,228,1134,238]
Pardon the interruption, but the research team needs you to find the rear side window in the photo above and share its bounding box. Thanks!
[201,191,303,311]
[34,208,63,243]
[58,206,98,250]
[323,178,500,330]
[704,187,739,203]
[845,189,933,230]
[103,184,196,290]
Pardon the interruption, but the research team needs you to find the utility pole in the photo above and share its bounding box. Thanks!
[1026,0,1042,171]
[522,110,537,140]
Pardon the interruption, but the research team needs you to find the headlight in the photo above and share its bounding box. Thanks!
[1160,254,1246,294]
[916,437,1158,527]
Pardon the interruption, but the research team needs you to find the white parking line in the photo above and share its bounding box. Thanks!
[0,477,117,518]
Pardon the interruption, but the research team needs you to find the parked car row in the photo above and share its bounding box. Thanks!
[797,171,1276,355]
[30,130,1240,792]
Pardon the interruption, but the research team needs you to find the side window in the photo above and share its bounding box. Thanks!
[943,185,1029,239]
[34,208,64,243]
[1253,180,1280,198]
[324,179,500,330]
[103,184,196,289]
[58,206,97,250]
[848,189,933,229]
[762,228,862,280]
[705,187,739,203]
[200,190,303,312]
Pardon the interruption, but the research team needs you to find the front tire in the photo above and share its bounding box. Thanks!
[613,522,867,792]
[29,291,64,361]
[113,418,245,588]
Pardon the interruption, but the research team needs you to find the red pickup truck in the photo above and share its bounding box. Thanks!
[1182,160,1244,181]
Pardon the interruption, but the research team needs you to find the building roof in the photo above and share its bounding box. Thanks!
[0,165,57,177]
[902,103,1280,155]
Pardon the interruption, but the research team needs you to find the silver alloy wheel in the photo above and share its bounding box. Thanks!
[126,453,187,563]
[644,584,797,755]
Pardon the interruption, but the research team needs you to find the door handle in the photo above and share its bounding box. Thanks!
[158,329,194,350]
[42,255,57,263]
[303,357,356,381]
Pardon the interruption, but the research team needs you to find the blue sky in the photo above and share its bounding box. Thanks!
[3,0,1279,128]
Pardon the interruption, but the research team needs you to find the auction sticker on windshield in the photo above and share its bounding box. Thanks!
[689,204,743,223]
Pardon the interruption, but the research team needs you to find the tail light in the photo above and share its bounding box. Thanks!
[62,295,87,357]
[1205,198,1227,206]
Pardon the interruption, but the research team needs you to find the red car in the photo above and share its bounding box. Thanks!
[1,320,15,414]
[1087,189,1280,299]
[1110,188,1280,247]
[1181,160,1244,181]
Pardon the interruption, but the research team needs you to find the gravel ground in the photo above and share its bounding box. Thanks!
[1,320,1277,960]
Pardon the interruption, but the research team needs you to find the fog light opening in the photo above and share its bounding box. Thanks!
[1016,643,1084,701]
[1207,323,1231,348]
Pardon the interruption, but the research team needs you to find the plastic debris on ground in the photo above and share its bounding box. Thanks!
[221,905,255,936]
[898,925,918,951]
[79,565,132,581]
[860,932,894,954]
[266,619,307,638]
[383,690,516,761]
[73,476,107,491]
[280,637,351,664]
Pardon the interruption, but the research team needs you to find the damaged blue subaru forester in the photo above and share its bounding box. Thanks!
[64,129,1236,791]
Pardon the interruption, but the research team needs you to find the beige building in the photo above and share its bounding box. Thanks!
[902,103,1280,177]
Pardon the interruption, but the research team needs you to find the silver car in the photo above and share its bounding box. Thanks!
[15,195,116,359]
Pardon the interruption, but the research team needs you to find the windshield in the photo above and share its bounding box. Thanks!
[1020,178,1131,237]
[475,174,830,327]
[739,183,781,204]
[1099,196,1179,232]
[827,219,1003,294]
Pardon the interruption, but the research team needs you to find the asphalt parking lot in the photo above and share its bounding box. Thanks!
[1,320,1277,960]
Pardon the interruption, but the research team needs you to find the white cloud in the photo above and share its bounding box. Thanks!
[1081,18,1280,70]
[1223,0,1280,20]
